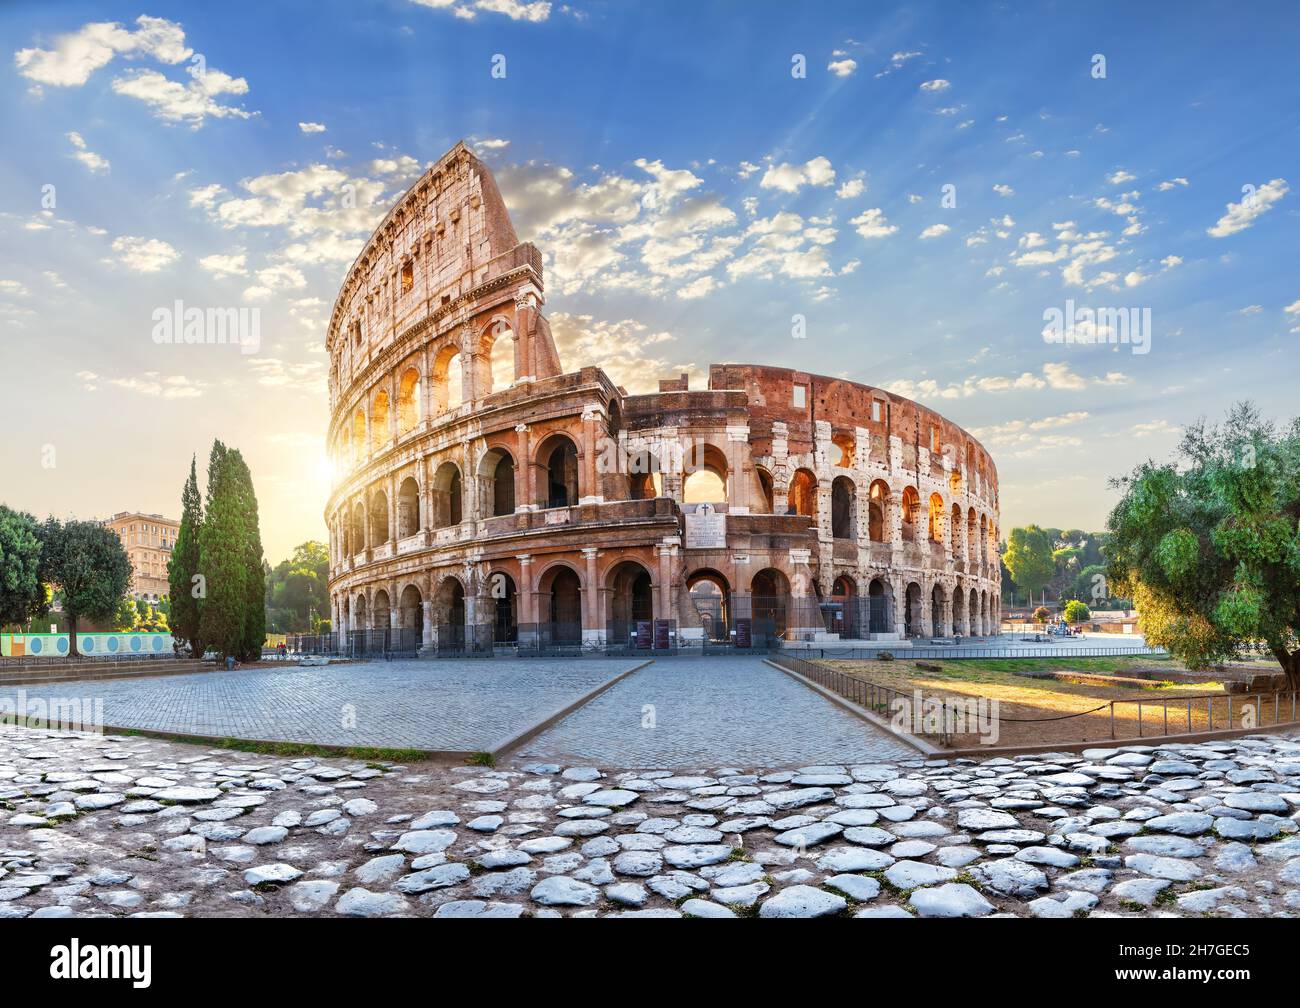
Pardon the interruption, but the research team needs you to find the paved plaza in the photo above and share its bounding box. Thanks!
[516,657,914,768]
[29,660,641,753]
[3,724,1300,918]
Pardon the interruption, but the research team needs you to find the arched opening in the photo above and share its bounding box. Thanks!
[540,566,582,644]
[369,489,388,545]
[397,476,421,537]
[831,476,856,539]
[478,447,516,517]
[353,594,368,636]
[607,561,654,634]
[683,442,728,504]
[953,585,965,635]
[541,436,579,509]
[486,572,517,644]
[751,568,789,638]
[904,581,922,637]
[931,584,945,636]
[950,470,962,495]
[868,577,891,634]
[969,587,979,636]
[352,409,366,461]
[901,486,920,542]
[397,368,421,434]
[432,462,463,528]
[832,574,857,636]
[967,508,977,558]
[928,492,945,543]
[868,480,888,542]
[485,320,514,393]
[789,468,817,518]
[371,390,390,452]
[951,504,962,556]
[628,448,663,500]
[979,514,988,563]
[340,428,351,470]
[831,431,854,468]
[445,352,463,411]
[432,344,463,415]
[686,569,730,643]
[350,503,365,556]
[339,516,350,558]
[399,584,423,648]
[433,577,466,651]
[372,588,391,631]
[756,466,775,514]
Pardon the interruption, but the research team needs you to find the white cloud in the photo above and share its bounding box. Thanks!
[77,369,205,399]
[299,121,326,133]
[109,235,180,272]
[1106,169,1136,185]
[112,67,254,128]
[875,51,922,78]
[827,57,857,77]
[759,156,836,194]
[198,252,247,277]
[992,183,1014,197]
[14,15,190,87]
[1207,178,1289,237]
[1160,255,1182,269]
[836,178,865,200]
[849,208,897,239]
[919,223,950,239]
[919,79,950,92]
[1156,177,1189,191]
[409,0,552,22]
[66,131,109,173]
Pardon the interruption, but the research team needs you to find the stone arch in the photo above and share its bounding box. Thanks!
[537,563,583,643]
[867,576,892,634]
[930,583,945,636]
[432,342,463,414]
[397,367,421,434]
[349,501,365,556]
[950,469,962,495]
[789,468,817,518]
[369,488,388,545]
[353,592,368,632]
[868,479,889,542]
[399,583,424,647]
[372,588,391,630]
[484,569,517,644]
[352,407,367,461]
[969,587,979,635]
[904,581,923,637]
[477,445,517,517]
[831,475,856,540]
[928,492,945,543]
[606,559,654,626]
[432,575,466,637]
[831,430,855,468]
[686,568,731,643]
[750,567,790,638]
[431,461,463,527]
[371,389,390,452]
[755,466,775,514]
[953,583,966,635]
[397,476,421,537]
[683,442,729,504]
[901,486,921,542]
[481,316,515,394]
[832,573,857,636]
[536,432,580,509]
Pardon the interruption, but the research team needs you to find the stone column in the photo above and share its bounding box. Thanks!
[726,426,750,512]
[518,555,534,625]
[516,424,533,510]
[942,590,954,638]
[580,404,602,504]
[582,547,599,634]
[656,542,673,620]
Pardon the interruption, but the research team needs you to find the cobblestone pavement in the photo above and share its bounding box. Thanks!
[4,724,1300,918]
[516,658,914,768]
[25,660,638,752]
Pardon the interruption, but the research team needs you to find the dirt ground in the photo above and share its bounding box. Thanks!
[819,657,1299,749]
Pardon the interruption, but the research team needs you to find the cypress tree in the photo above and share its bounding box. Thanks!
[229,448,267,661]
[197,440,247,660]
[167,456,204,656]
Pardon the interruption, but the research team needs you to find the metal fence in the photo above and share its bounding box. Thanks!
[789,642,1167,661]
[1108,690,1300,739]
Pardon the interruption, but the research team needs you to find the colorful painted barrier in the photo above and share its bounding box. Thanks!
[0,633,177,658]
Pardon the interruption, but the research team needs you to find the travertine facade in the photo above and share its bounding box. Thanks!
[325,142,1000,651]
[103,511,178,603]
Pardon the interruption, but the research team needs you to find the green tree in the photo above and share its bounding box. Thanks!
[266,540,329,632]
[1107,403,1300,687]
[112,594,139,631]
[38,519,131,657]
[232,450,267,661]
[0,504,46,630]
[198,441,247,660]
[1003,525,1056,606]
[1031,605,1051,623]
[168,456,204,657]
[1063,599,1091,624]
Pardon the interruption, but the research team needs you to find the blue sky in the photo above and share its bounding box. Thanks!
[1,0,1297,561]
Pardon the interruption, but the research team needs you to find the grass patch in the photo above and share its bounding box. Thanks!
[109,728,429,762]
[467,751,496,767]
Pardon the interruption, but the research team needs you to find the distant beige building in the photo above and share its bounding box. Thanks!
[103,512,179,602]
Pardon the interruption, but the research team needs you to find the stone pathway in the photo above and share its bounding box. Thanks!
[4,723,1300,917]
[516,657,914,767]
[25,659,639,751]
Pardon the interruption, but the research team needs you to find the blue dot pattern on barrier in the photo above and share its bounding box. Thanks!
[56,638,68,654]
[30,638,42,654]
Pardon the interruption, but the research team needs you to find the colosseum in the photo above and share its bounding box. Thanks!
[325,141,1001,655]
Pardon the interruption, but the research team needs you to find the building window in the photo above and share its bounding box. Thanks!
[871,400,882,423]
[401,262,413,293]
[792,384,806,408]
[930,426,941,454]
